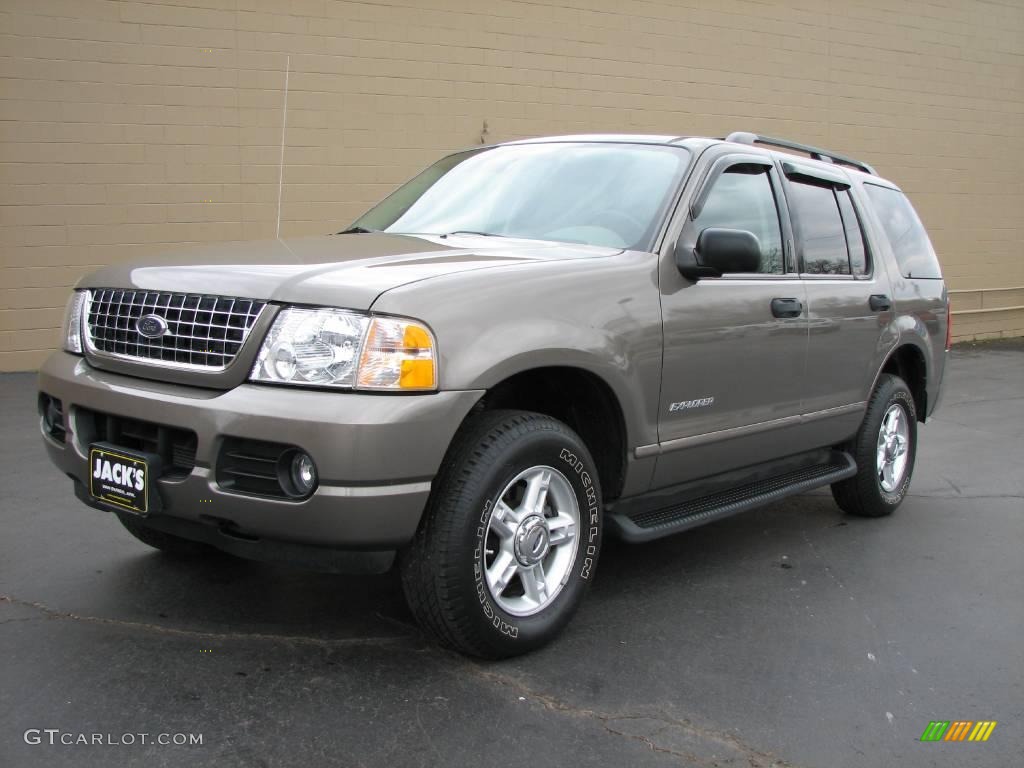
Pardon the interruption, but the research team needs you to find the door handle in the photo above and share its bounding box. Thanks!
[770,297,803,318]
[869,294,892,312]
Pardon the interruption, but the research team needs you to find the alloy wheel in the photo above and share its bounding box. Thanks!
[483,465,580,617]
[876,403,910,493]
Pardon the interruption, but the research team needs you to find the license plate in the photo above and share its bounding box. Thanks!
[89,445,150,515]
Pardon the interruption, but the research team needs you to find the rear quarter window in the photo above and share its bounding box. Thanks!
[864,184,942,279]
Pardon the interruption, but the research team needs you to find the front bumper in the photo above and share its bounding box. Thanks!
[39,352,483,559]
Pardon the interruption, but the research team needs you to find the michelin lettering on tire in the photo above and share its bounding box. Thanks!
[473,498,519,638]
[559,448,600,580]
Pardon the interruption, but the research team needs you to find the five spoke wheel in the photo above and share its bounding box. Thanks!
[876,403,910,493]
[484,466,580,616]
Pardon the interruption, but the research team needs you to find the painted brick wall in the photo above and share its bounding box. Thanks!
[2,0,1023,369]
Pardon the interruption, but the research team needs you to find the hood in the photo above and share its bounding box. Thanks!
[77,233,621,310]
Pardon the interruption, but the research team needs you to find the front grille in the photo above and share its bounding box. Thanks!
[85,289,266,371]
[75,407,198,480]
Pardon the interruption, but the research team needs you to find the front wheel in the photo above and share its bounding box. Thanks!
[832,373,918,517]
[400,410,603,658]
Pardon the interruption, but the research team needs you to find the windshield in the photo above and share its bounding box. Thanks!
[351,142,690,250]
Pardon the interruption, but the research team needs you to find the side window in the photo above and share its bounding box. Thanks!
[836,190,868,275]
[787,180,850,275]
[693,167,784,274]
[864,184,942,279]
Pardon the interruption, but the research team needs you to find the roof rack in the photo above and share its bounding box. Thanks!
[724,131,877,176]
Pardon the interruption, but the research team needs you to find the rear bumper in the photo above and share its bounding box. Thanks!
[39,352,483,558]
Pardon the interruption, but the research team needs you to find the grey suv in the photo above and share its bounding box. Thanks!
[39,132,949,658]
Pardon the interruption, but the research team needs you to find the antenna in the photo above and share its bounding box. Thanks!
[275,55,291,239]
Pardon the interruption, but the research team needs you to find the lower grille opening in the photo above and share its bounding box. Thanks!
[74,407,197,480]
[216,438,310,500]
[39,393,66,443]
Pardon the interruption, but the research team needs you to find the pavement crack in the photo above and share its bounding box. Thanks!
[906,493,1022,500]
[939,395,1024,407]
[465,663,794,767]
[929,414,1020,437]
[940,475,963,496]
[0,594,415,648]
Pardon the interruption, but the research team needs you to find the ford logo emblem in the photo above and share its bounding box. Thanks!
[136,314,169,339]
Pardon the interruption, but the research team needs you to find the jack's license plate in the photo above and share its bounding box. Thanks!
[89,444,150,515]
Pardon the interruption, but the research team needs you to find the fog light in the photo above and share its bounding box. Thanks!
[38,394,66,443]
[41,397,58,432]
[288,451,317,497]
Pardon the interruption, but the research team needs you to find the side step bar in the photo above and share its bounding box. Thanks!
[608,452,857,543]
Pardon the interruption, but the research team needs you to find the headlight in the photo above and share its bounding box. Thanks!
[63,290,88,354]
[250,308,436,391]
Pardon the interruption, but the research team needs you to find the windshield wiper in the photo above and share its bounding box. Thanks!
[337,226,379,234]
[440,230,503,238]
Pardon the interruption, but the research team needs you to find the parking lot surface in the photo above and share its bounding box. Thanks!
[1,341,1022,767]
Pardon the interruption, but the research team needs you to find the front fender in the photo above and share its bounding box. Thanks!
[370,253,664,449]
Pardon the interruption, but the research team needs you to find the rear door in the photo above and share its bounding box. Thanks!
[777,159,897,444]
[653,153,808,488]
[861,182,947,417]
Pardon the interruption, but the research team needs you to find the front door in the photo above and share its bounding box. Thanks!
[653,154,809,488]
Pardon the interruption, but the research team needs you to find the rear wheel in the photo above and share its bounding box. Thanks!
[116,513,219,558]
[400,410,602,658]
[832,373,917,517]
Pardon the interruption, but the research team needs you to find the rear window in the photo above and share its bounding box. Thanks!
[864,184,942,279]
[786,178,851,275]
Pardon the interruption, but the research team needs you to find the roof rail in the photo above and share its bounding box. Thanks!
[724,131,877,176]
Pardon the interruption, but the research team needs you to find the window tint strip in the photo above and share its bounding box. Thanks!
[836,190,868,276]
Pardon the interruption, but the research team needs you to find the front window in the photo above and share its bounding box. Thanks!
[351,142,691,250]
[692,167,784,274]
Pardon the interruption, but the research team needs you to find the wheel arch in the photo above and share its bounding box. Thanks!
[466,365,629,502]
[876,343,928,422]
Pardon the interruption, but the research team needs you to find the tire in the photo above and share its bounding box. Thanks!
[400,410,603,659]
[831,373,917,517]
[116,513,219,558]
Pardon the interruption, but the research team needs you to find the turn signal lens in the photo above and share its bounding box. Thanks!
[63,290,88,354]
[356,317,437,390]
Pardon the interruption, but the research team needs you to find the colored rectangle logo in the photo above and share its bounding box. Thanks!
[921,721,997,743]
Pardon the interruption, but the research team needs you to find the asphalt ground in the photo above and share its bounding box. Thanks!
[1,340,1021,767]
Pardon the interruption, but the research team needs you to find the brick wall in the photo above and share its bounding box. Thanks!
[2,0,1023,369]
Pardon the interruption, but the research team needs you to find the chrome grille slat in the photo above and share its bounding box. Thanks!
[85,289,266,372]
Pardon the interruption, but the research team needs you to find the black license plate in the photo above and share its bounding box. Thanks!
[89,444,151,515]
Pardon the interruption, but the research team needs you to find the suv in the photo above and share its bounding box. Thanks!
[39,132,949,658]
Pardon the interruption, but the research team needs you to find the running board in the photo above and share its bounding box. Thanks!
[608,451,857,543]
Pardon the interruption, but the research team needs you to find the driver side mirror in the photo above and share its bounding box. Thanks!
[676,227,762,280]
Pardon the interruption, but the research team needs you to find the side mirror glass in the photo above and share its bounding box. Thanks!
[676,227,762,279]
